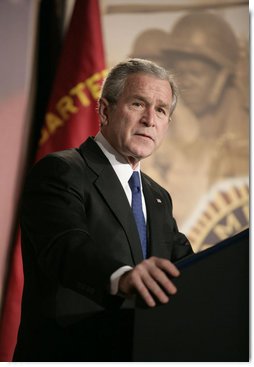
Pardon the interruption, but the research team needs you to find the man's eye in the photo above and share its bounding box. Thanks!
[157,107,166,115]
[132,102,143,107]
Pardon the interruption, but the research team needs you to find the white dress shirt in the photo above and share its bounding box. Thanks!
[94,132,147,295]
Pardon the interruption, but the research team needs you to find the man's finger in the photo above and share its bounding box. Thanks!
[133,276,157,307]
[142,273,170,304]
[152,257,180,277]
[147,265,178,296]
[118,269,156,307]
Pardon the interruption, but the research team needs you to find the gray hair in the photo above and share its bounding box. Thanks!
[100,58,178,117]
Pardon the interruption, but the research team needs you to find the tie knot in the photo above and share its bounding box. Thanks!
[129,171,141,193]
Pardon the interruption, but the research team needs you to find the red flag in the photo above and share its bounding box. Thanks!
[37,0,106,160]
[0,0,106,360]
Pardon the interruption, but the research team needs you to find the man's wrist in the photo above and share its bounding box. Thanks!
[110,266,132,295]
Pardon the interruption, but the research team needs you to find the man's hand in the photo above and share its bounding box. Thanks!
[118,256,180,307]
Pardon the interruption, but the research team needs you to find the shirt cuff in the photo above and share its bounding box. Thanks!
[110,266,133,295]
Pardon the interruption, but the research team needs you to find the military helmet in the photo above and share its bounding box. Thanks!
[164,12,239,72]
[130,28,168,60]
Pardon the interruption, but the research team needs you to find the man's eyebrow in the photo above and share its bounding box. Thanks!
[156,100,171,112]
[158,101,170,108]
[131,94,147,102]
[131,95,170,109]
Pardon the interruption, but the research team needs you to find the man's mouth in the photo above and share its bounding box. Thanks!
[135,133,154,142]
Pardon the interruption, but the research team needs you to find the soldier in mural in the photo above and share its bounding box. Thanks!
[129,28,169,66]
[131,11,249,251]
[163,11,248,181]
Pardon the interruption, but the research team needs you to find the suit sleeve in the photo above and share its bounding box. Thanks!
[21,154,125,308]
[171,225,194,262]
[165,191,194,262]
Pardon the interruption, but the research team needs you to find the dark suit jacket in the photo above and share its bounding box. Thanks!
[14,137,192,361]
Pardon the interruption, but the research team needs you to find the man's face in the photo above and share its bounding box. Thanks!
[100,73,173,168]
[173,56,219,116]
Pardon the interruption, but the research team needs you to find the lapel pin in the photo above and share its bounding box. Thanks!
[156,198,162,203]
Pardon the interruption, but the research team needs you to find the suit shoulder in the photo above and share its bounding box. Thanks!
[141,171,173,202]
[141,171,166,192]
[37,148,84,169]
[27,148,86,184]
[46,148,85,167]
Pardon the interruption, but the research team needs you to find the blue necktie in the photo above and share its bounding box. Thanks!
[128,171,147,258]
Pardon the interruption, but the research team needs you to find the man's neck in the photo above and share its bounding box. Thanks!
[95,131,140,171]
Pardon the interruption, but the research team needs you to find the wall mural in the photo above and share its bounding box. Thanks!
[102,0,249,252]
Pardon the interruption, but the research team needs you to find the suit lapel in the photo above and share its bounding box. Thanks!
[79,138,143,264]
[142,174,172,259]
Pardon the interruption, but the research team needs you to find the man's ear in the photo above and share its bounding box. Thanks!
[98,98,110,127]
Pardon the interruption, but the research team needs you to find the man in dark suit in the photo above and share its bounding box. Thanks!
[14,59,193,361]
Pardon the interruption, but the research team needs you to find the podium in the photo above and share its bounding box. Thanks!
[132,229,249,362]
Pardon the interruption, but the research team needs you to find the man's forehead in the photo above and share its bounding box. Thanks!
[123,73,172,100]
[126,72,167,83]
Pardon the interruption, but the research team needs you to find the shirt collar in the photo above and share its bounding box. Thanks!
[94,131,141,187]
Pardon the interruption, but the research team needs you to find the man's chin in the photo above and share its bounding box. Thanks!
[132,149,154,161]
[133,140,155,155]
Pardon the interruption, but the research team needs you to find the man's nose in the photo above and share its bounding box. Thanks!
[141,107,155,126]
